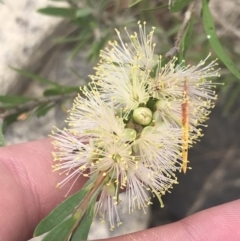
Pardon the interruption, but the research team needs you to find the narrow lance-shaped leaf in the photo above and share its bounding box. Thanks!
[43,87,79,96]
[0,95,33,106]
[87,33,110,62]
[68,36,90,61]
[75,8,92,18]
[170,0,193,12]
[34,172,107,241]
[128,0,142,8]
[11,67,80,94]
[37,7,77,18]
[34,104,55,118]
[10,67,62,87]
[69,67,83,80]
[179,18,194,61]
[70,197,97,241]
[53,35,85,44]
[142,4,168,12]
[3,111,28,130]
[0,119,5,147]
[34,176,95,236]
[41,216,78,241]
[70,172,107,241]
[202,0,240,80]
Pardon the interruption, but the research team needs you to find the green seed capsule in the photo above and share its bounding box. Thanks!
[133,107,153,125]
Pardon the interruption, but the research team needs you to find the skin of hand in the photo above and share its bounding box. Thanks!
[0,139,240,241]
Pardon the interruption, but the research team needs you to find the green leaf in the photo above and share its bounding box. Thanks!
[170,0,193,12]
[43,89,61,96]
[128,0,142,8]
[53,35,84,44]
[75,8,92,18]
[142,4,168,12]
[70,197,96,241]
[34,103,55,117]
[10,67,61,87]
[34,177,95,236]
[0,119,5,147]
[42,216,77,241]
[37,7,76,18]
[202,0,240,80]
[0,95,33,106]
[43,86,79,96]
[99,0,109,12]
[70,174,106,241]
[10,67,80,95]
[66,28,92,61]
[179,18,194,61]
[2,111,26,130]
[87,34,110,62]
[69,67,83,80]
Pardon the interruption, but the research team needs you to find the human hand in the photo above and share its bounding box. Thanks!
[0,139,239,241]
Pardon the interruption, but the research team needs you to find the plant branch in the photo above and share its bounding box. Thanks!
[0,93,77,119]
[65,172,107,241]
[165,0,196,58]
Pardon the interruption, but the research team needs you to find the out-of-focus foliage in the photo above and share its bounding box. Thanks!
[0,0,239,147]
[202,0,240,80]
[0,119,5,147]
[33,173,103,241]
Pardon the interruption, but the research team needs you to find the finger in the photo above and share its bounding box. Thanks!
[0,138,88,241]
[98,199,240,241]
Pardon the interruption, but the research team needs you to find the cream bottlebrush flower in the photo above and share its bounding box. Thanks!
[154,98,211,142]
[51,127,147,229]
[51,22,220,231]
[51,128,94,192]
[92,22,219,177]
[92,63,150,112]
[51,84,130,191]
[100,21,157,70]
[134,125,182,176]
[149,55,219,99]
[91,21,157,112]
[94,124,181,229]
[68,84,126,140]
[148,54,219,173]
[51,85,182,229]
[150,55,219,140]
[93,140,152,230]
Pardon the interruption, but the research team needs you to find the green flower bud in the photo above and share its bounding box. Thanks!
[152,111,164,126]
[122,128,137,142]
[153,110,160,121]
[103,182,116,197]
[155,100,169,110]
[133,107,152,126]
[141,126,154,135]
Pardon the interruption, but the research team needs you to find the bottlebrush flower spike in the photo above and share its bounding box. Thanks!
[100,21,157,70]
[92,63,150,113]
[51,83,183,228]
[50,22,220,231]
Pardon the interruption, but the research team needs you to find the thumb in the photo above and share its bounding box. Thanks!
[97,199,240,241]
